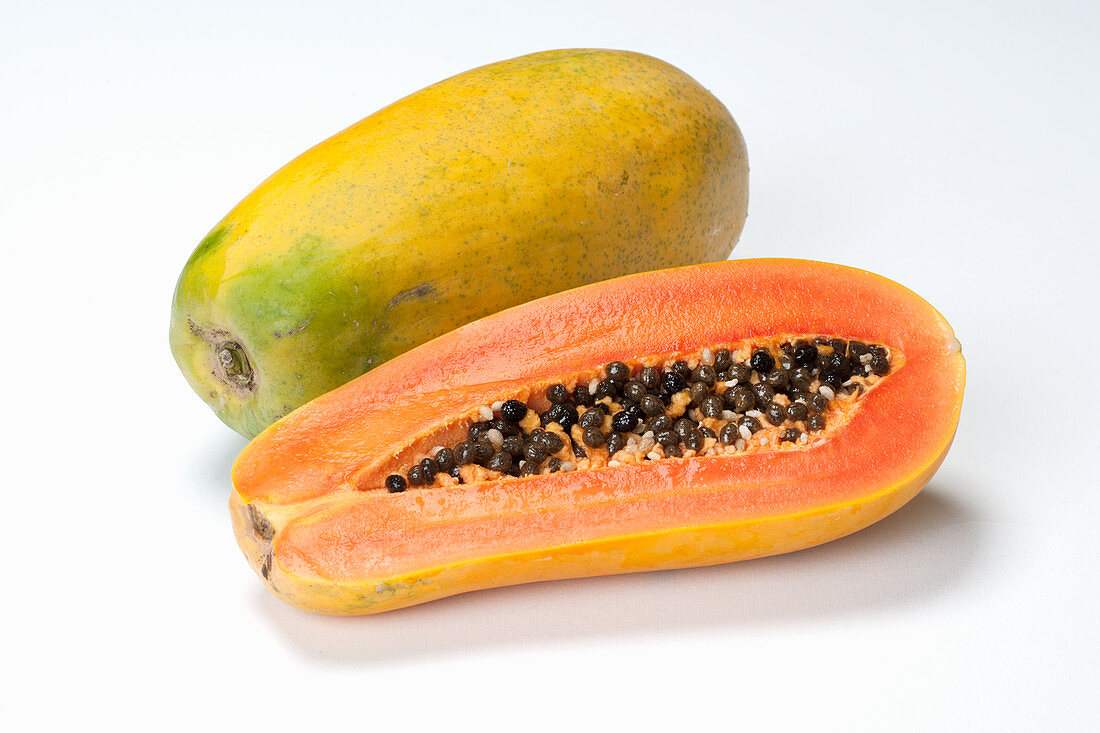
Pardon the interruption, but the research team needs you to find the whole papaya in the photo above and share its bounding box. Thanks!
[170,49,749,437]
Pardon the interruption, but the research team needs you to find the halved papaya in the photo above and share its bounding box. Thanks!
[230,259,965,614]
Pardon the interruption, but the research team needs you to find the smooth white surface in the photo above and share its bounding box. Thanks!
[3,1,1097,730]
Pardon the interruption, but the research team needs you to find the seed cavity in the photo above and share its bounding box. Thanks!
[373,337,897,492]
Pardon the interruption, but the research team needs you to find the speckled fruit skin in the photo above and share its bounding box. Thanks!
[231,259,965,615]
[170,49,749,438]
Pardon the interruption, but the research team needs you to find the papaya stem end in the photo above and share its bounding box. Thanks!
[216,341,254,389]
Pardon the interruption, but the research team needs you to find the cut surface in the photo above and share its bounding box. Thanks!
[230,259,965,614]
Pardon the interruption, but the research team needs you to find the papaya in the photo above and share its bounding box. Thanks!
[230,259,965,615]
[170,49,749,438]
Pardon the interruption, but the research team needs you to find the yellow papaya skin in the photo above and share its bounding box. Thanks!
[170,49,749,437]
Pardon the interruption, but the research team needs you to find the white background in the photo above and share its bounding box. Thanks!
[3,1,1098,730]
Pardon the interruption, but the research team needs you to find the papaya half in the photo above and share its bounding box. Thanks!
[170,49,749,438]
[230,259,965,615]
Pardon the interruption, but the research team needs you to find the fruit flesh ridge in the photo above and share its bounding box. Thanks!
[230,450,945,615]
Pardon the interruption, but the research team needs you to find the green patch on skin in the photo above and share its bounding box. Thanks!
[217,233,400,428]
[175,225,231,306]
[173,225,452,435]
[227,234,367,349]
[186,225,229,268]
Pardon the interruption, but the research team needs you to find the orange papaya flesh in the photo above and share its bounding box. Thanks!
[230,259,964,614]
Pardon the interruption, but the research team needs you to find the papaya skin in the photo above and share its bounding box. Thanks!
[170,49,749,438]
[230,259,965,615]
